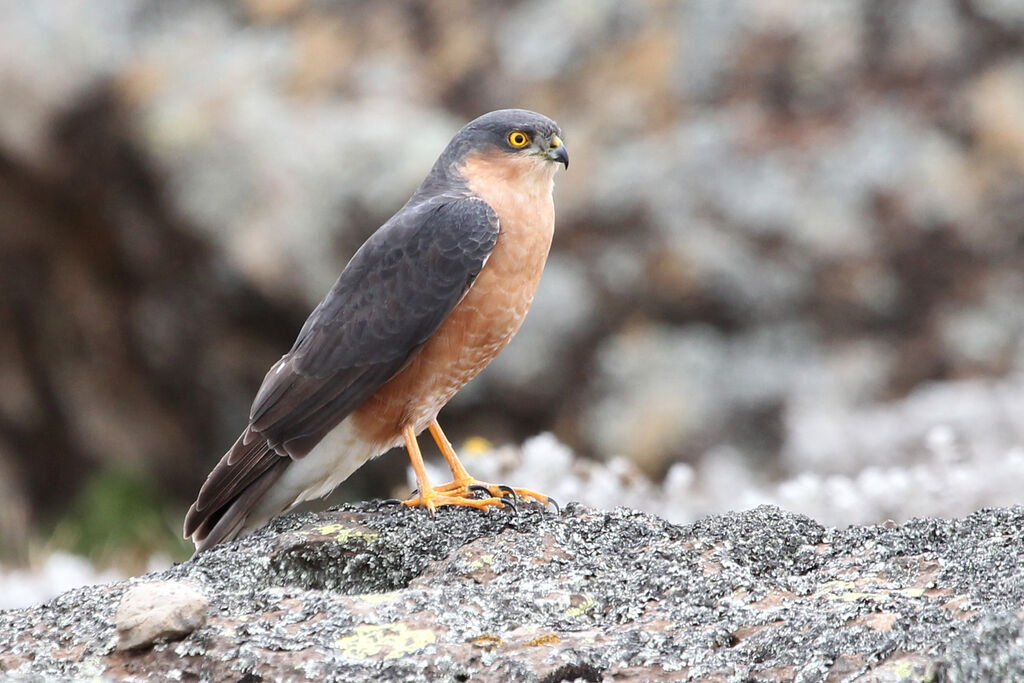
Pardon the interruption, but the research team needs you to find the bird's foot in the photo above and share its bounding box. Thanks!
[401,486,508,514]
[435,479,559,514]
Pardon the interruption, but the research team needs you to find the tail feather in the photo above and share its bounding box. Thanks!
[189,457,290,553]
[185,416,382,554]
[184,426,292,552]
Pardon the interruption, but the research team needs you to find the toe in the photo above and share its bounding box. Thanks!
[468,484,493,499]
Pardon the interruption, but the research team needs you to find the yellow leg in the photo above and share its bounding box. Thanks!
[401,424,506,512]
[428,419,472,482]
[402,424,435,504]
[425,419,555,508]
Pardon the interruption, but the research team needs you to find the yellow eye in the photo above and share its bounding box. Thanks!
[507,130,531,148]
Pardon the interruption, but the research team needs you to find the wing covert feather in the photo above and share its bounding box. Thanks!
[249,195,500,455]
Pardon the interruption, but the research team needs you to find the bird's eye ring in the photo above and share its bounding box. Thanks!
[507,131,531,148]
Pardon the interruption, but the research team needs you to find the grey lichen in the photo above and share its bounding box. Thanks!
[4,503,1024,680]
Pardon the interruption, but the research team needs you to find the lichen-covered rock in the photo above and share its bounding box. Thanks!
[3,503,1024,681]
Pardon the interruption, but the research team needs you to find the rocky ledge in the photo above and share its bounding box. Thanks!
[2,502,1024,681]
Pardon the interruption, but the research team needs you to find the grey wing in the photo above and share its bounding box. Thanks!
[184,196,500,544]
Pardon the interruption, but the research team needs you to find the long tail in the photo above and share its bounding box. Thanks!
[184,427,290,553]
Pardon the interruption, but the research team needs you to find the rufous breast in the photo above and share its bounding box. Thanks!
[352,150,558,445]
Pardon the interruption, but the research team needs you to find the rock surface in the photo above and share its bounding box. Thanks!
[114,580,209,650]
[3,502,1024,681]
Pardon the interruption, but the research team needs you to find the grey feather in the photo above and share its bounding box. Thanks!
[184,196,499,546]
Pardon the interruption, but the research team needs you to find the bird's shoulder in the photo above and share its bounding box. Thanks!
[296,193,500,354]
[246,193,500,435]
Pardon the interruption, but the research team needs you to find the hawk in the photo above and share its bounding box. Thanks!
[184,109,568,552]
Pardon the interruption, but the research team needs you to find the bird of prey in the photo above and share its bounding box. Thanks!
[184,109,568,552]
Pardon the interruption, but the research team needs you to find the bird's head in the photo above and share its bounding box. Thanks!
[418,109,568,202]
[461,109,568,169]
[437,109,568,197]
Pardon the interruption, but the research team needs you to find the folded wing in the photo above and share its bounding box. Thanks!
[184,196,500,548]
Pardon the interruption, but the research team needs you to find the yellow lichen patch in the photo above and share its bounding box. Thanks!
[838,591,878,603]
[466,551,495,571]
[890,658,921,678]
[335,623,436,660]
[565,595,596,617]
[525,633,560,647]
[819,579,857,592]
[317,524,380,544]
[471,634,505,650]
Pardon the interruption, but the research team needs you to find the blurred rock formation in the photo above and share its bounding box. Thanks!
[2,0,1024,548]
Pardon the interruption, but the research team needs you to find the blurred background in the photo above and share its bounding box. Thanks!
[4,0,1024,605]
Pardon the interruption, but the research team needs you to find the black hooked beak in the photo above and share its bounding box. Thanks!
[546,136,569,168]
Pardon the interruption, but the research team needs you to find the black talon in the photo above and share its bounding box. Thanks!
[501,497,518,515]
[547,496,561,515]
[498,485,517,499]
[381,498,403,506]
[468,484,492,499]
